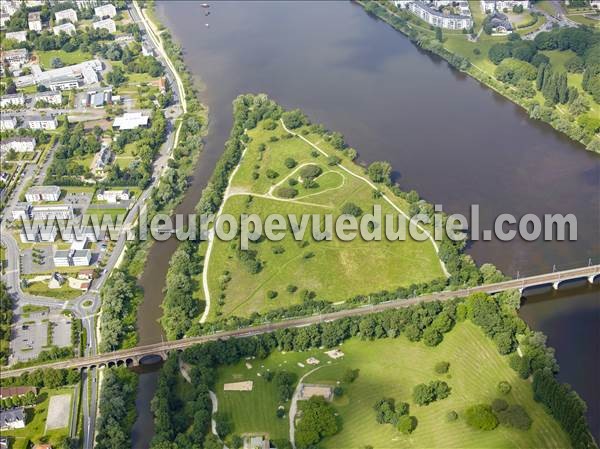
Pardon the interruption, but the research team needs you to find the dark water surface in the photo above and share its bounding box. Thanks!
[132,2,600,446]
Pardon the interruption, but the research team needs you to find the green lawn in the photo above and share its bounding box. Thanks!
[0,387,73,449]
[205,120,445,320]
[36,50,93,70]
[83,207,128,221]
[24,280,82,300]
[216,322,570,449]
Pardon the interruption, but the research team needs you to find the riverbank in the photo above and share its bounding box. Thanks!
[357,1,600,154]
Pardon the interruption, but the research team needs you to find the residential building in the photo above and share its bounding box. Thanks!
[85,88,112,107]
[28,12,42,32]
[0,93,25,107]
[53,22,76,36]
[53,249,71,267]
[408,1,473,29]
[113,112,150,130]
[55,8,78,23]
[26,114,58,130]
[1,48,28,66]
[95,3,117,18]
[96,189,129,203]
[141,40,155,57]
[5,30,28,42]
[75,0,101,9]
[481,0,530,13]
[0,386,37,399]
[92,17,116,33]
[47,75,80,91]
[34,90,63,105]
[91,144,112,174]
[0,116,17,131]
[25,185,61,202]
[0,407,25,430]
[11,204,31,221]
[31,204,74,220]
[16,59,102,90]
[0,136,36,153]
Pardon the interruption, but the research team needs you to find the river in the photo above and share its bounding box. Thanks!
[131,2,600,447]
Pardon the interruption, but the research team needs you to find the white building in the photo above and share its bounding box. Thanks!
[113,112,150,130]
[91,144,112,174]
[71,249,92,266]
[96,189,129,203]
[481,0,530,13]
[0,93,25,108]
[11,204,31,221]
[1,48,28,66]
[0,407,25,430]
[408,1,473,29]
[53,22,76,36]
[55,8,78,23]
[47,76,80,91]
[0,116,17,131]
[18,59,103,90]
[26,115,58,130]
[94,3,117,18]
[1,13,11,28]
[0,137,36,154]
[5,31,28,43]
[92,18,116,33]
[28,12,42,32]
[53,249,71,267]
[141,40,155,57]
[31,204,74,220]
[25,185,61,202]
[590,0,599,7]
[33,90,63,105]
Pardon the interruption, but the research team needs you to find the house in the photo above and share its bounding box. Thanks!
[141,40,155,57]
[53,22,76,36]
[158,76,167,94]
[78,269,95,280]
[0,407,25,430]
[487,11,513,33]
[0,116,17,131]
[28,12,42,31]
[25,185,61,202]
[0,93,25,108]
[1,48,29,66]
[481,0,529,13]
[34,90,63,105]
[5,30,28,42]
[53,249,71,267]
[55,8,78,23]
[113,112,150,130]
[31,204,74,220]
[0,386,37,399]
[26,114,58,130]
[0,136,36,154]
[92,18,116,33]
[91,145,112,174]
[95,3,117,18]
[96,189,129,203]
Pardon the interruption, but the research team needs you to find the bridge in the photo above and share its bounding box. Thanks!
[2,264,598,379]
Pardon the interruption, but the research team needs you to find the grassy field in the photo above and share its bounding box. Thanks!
[0,387,73,449]
[23,281,82,300]
[215,322,570,449]
[205,120,445,319]
[36,50,93,70]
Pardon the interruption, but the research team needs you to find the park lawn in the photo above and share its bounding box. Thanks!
[0,387,73,449]
[216,348,324,442]
[215,322,570,449]
[24,280,82,300]
[83,207,128,221]
[36,49,92,70]
[206,120,445,320]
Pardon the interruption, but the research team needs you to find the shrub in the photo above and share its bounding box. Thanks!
[495,404,532,430]
[341,202,363,217]
[276,187,298,198]
[497,381,512,395]
[327,155,341,166]
[435,361,450,374]
[266,169,279,179]
[267,290,278,299]
[276,408,285,418]
[263,120,278,130]
[282,109,308,129]
[491,398,509,412]
[299,164,322,180]
[446,410,458,422]
[367,161,392,183]
[284,157,297,169]
[397,415,417,434]
[272,245,285,254]
[465,404,499,430]
[342,368,359,383]
[288,178,298,186]
[286,284,297,293]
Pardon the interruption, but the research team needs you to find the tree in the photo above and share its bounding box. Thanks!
[275,187,297,198]
[299,164,322,180]
[282,109,308,129]
[284,157,297,169]
[488,43,511,65]
[495,404,532,430]
[373,397,398,424]
[51,57,64,68]
[435,361,450,374]
[435,27,443,42]
[397,415,417,434]
[413,381,451,406]
[465,404,499,430]
[342,368,359,383]
[295,397,339,449]
[367,161,392,184]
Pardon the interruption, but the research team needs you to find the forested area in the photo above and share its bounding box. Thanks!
[149,291,595,449]
[0,282,14,365]
[95,367,138,449]
[0,367,80,388]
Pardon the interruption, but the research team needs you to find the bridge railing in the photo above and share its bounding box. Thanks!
[504,256,600,280]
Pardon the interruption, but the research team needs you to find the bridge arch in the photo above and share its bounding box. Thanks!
[553,276,590,291]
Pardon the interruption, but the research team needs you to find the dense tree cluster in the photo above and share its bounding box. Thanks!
[95,368,138,449]
[0,367,79,389]
[465,404,499,430]
[412,380,451,406]
[0,282,13,365]
[295,396,340,449]
[99,271,141,352]
[0,391,37,410]
[373,397,409,425]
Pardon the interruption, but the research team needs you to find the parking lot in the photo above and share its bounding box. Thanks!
[9,309,73,365]
[21,246,54,274]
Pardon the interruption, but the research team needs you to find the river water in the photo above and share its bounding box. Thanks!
[131,2,600,446]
